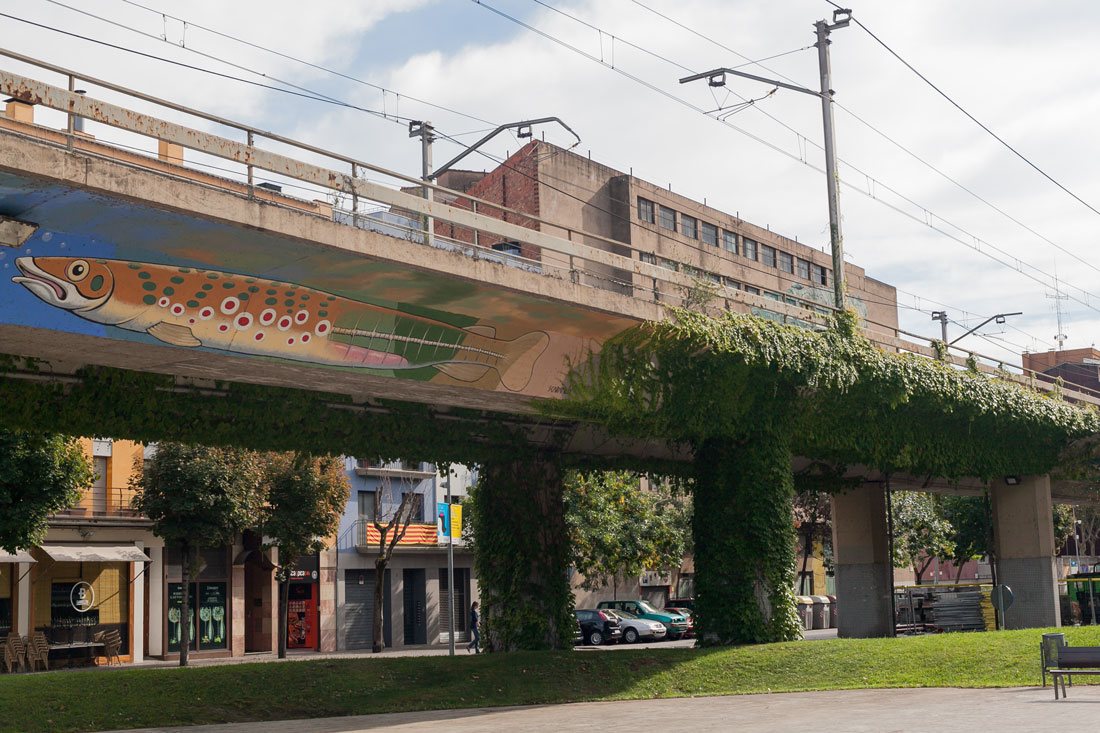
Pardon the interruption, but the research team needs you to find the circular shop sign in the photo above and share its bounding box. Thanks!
[70,580,95,613]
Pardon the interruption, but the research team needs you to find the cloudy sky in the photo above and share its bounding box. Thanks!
[6,0,1100,369]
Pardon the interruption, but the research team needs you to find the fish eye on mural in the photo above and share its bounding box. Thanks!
[10,255,553,393]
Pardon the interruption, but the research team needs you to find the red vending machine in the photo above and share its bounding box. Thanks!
[287,580,318,650]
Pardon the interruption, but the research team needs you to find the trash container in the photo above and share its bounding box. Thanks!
[827,594,838,628]
[796,596,814,630]
[811,596,829,629]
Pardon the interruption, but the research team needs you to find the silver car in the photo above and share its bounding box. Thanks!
[605,609,667,643]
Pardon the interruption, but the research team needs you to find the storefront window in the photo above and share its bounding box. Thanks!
[165,548,229,652]
[33,560,129,653]
[0,564,12,637]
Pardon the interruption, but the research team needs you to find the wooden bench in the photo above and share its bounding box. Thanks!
[1049,647,1100,700]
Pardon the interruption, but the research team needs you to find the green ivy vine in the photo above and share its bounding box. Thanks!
[545,308,1100,644]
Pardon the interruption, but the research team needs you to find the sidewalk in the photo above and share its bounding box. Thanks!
[102,686,1100,733]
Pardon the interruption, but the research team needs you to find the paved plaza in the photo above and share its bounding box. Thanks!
[106,686,1100,733]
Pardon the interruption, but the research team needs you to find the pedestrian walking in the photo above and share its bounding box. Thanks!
[467,601,480,654]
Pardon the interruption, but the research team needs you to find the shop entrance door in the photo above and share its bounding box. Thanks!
[402,569,427,645]
[244,556,272,653]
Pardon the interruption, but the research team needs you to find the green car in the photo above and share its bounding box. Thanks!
[596,599,689,640]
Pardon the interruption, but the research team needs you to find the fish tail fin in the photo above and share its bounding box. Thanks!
[496,330,550,392]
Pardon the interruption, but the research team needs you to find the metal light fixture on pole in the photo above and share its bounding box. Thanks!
[931,311,1023,347]
[409,120,436,248]
[680,8,851,310]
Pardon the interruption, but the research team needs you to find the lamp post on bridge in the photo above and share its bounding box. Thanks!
[679,8,851,310]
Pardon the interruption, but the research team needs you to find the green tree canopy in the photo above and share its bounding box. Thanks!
[891,491,953,584]
[0,429,92,554]
[132,442,266,665]
[263,452,349,658]
[564,470,691,591]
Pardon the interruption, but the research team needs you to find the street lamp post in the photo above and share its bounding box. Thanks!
[680,8,851,310]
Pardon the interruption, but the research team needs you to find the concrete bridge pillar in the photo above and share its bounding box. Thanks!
[991,474,1060,629]
[831,483,893,638]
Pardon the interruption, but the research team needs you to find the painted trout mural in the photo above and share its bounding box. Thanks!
[13,257,550,392]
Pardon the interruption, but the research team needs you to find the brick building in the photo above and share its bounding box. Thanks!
[434,141,899,332]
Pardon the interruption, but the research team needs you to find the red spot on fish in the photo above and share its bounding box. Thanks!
[171,304,184,316]
[295,310,309,324]
[301,333,310,343]
[255,332,264,341]
[189,318,196,324]
[287,338,295,345]
[218,324,228,332]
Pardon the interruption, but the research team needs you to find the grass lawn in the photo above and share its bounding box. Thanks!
[2,626,1098,733]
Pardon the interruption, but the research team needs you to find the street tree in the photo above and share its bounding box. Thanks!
[263,452,349,658]
[132,443,266,666]
[793,487,831,595]
[891,491,953,585]
[939,495,991,582]
[0,429,92,554]
[564,470,691,592]
[368,473,420,653]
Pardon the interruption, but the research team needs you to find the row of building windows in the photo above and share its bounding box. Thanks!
[637,252,830,315]
[638,196,829,286]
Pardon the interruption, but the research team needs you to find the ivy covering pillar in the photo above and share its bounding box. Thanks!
[471,451,573,651]
[694,433,802,645]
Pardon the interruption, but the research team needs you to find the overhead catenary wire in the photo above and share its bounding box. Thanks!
[516,0,1100,308]
[1,4,1071,365]
[35,0,1092,334]
[110,0,501,129]
[824,0,1100,222]
[0,11,414,124]
[471,0,1100,316]
[629,0,1100,279]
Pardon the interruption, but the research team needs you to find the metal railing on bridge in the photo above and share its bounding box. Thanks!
[1,49,1098,406]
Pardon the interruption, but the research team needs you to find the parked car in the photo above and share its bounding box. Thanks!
[596,600,690,639]
[664,607,694,638]
[605,609,666,643]
[574,609,623,646]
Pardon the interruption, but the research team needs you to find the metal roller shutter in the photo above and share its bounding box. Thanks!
[343,569,390,649]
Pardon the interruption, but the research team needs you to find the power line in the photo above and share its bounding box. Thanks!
[4,3,1074,357]
[111,0,501,129]
[628,0,1100,279]
[1,10,413,123]
[824,0,1100,222]
[473,0,1100,315]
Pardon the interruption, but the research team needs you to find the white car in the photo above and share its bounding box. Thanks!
[607,610,667,643]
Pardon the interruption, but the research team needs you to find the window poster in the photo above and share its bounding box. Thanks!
[166,583,197,652]
[198,583,227,649]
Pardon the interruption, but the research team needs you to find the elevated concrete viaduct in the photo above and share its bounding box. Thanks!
[0,58,1093,642]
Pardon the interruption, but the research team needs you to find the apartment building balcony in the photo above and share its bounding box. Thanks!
[353,519,443,554]
[51,487,151,526]
[352,459,436,480]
